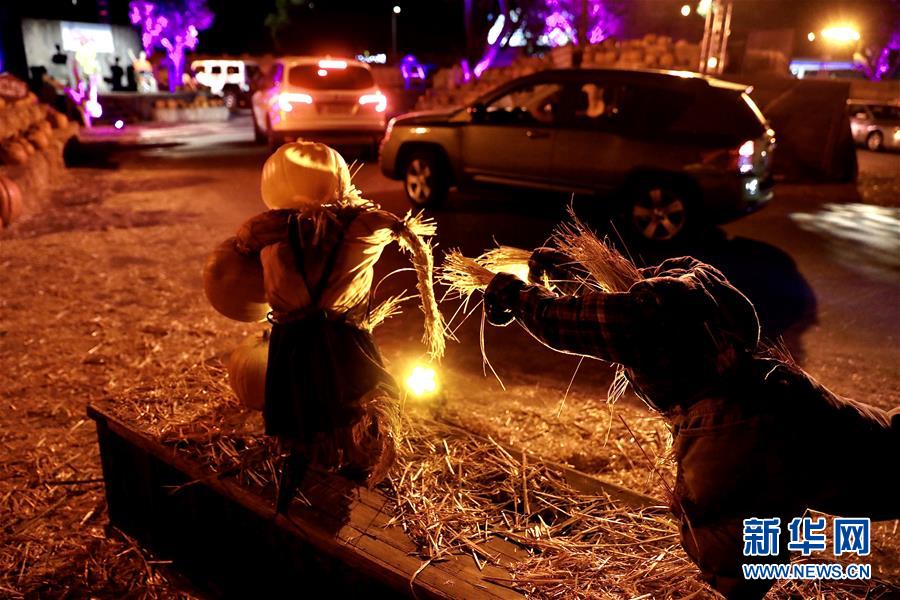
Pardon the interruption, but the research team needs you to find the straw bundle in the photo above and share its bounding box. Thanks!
[439,245,534,300]
[439,249,496,299]
[550,209,641,294]
[477,246,532,281]
[393,211,445,360]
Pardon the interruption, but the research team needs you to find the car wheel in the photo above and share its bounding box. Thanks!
[404,150,447,208]
[866,131,884,152]
[623,179,692,243]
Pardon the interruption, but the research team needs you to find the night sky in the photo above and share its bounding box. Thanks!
[11,0,899,62]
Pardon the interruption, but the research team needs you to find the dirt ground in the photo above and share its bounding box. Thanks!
[1,142,898,597]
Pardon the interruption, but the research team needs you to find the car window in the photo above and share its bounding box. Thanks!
[870,105,900,120]
[210,65,222,74]
[483,82,563,126]
[558,82,627,131]
[667,86,765,143]
[288,65,374,90]
[227,66,240,75]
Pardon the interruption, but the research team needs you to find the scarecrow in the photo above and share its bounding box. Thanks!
[443,215,899,599]
[204,141,444,513]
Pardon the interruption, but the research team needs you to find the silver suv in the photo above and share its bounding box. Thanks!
[848,100,900,152]
[380,68,775,242]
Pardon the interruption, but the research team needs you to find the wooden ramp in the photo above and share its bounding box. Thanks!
[88,404,659,598]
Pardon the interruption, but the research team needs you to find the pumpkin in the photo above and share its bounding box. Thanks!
[227,331,269,411]
[0,175,23,227]
[0,140,28,165]
[26,128,49,150]
[260,141,351,209]
[0,114,13,138]
[203,237,269,322]
[19,138,35,156]
[658,52,676,69]
[46,109,69,129]
[38,121,53,138]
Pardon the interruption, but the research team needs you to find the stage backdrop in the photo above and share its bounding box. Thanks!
[21,18,141,92]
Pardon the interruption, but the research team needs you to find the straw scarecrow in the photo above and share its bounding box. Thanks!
[442,214,899,599]
[204,141,444,513]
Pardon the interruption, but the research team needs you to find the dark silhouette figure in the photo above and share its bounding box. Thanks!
[106,56,125,91]
[51,44,67,65]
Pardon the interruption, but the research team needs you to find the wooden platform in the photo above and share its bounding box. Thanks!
[88,404,659,598]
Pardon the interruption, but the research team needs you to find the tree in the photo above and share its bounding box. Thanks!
[128,0,214,92]
[265,0,309,50]
[464,0,623,75]
[854,0,900,81]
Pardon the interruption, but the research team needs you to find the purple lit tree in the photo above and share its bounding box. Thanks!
[128,0,214,92]
[464,0,622,77]
[535,0,621,47]
[854,0,900,81]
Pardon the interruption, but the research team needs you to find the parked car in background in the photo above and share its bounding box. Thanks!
[191,59,257,109]
[848,100,900,152]
[252,56,388,152]
[380,68,775,243]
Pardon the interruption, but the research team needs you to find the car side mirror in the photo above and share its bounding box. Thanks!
[468,103,486,122]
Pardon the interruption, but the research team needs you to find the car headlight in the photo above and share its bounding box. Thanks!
[893,127,900,141]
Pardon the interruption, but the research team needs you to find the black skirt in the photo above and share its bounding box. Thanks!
[264,313,398,440]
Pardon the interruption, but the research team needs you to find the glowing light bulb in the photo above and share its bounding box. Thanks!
[406,365,438,398]
[114,119,124,129]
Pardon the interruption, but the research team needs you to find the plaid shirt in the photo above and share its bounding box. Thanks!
[487,257,762,411]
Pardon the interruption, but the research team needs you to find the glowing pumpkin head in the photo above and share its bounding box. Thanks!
[260,141,352,209]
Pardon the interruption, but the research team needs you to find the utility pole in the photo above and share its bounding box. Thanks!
[699,0,732,74]
[392,5,401,60]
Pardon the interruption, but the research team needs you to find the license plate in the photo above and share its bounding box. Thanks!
[320,103,353,115]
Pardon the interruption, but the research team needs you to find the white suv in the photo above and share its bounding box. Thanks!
[251,56,388,151]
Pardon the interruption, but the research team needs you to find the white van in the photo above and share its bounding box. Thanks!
[191,59,250,106]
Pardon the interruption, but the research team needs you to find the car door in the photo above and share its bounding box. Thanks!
[552,78,694,191]
[847,104,872,143]
[460,80,563,187]
[551,77,631,191]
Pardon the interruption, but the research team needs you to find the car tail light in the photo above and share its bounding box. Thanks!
[359,92,387,113]
[737,139,755,173]
[701,139,755,173]
[275,92,313,112]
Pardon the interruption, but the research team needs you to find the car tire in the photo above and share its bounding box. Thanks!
[620,177,694,244]
[403,149,448,208]
[866,131,884,152]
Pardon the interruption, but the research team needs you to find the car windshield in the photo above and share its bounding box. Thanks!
[287,65,374,90]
